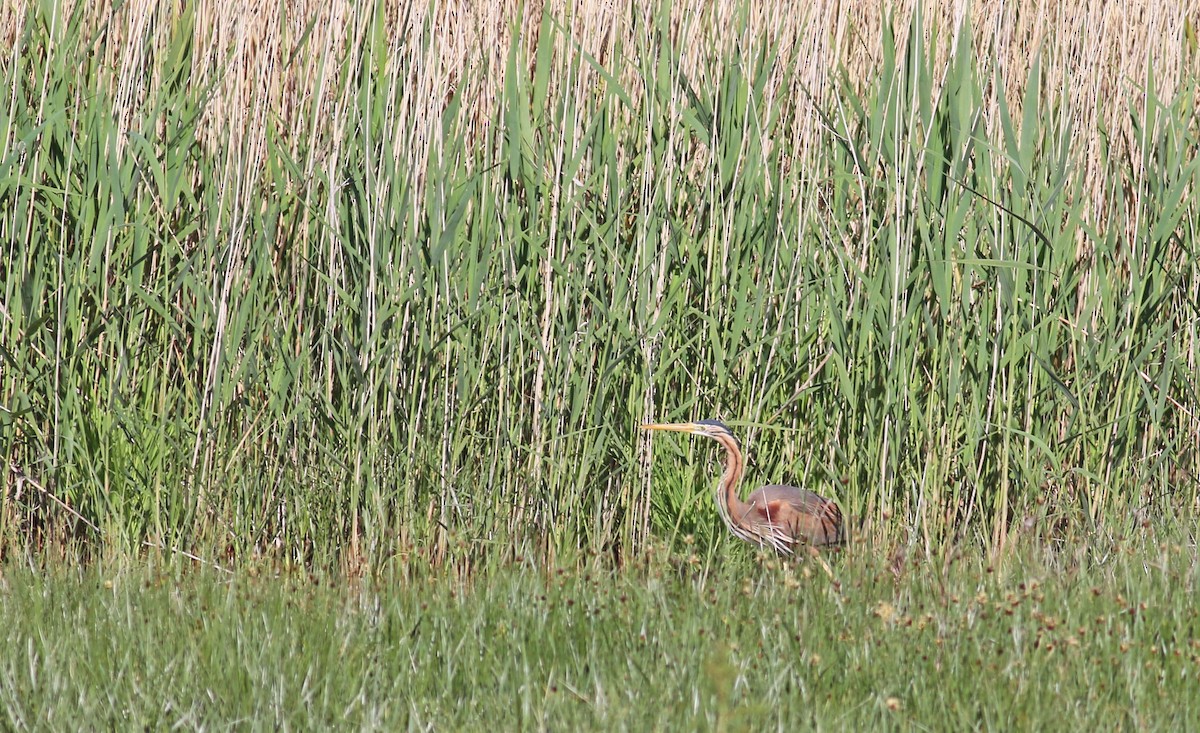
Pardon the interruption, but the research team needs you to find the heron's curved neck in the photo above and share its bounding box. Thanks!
[711,433,749,526]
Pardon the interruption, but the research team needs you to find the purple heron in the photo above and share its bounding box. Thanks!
[643,420,845,554]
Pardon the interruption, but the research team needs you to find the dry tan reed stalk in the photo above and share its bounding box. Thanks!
[8,1,1198,226]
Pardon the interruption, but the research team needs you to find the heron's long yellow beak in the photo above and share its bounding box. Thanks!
[642,422,699,433]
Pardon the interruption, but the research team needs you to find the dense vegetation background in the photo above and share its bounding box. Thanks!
[2,1,1198,572]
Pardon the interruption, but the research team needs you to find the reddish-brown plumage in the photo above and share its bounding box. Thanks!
[748,488,844,547]
[644,420,845,553]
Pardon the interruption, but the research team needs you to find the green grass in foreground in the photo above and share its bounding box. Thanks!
[2,539,1198,730]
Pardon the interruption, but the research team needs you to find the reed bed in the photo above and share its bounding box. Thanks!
[2,0,1198,570]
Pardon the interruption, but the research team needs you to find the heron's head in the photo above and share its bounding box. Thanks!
[642,419,740,448]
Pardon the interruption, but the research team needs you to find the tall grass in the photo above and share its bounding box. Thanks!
[1,1,1197,570]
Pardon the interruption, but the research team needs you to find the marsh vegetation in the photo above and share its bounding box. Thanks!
[2,0,1198,726]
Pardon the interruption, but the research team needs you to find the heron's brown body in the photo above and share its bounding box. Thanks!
[644,420,844,554]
